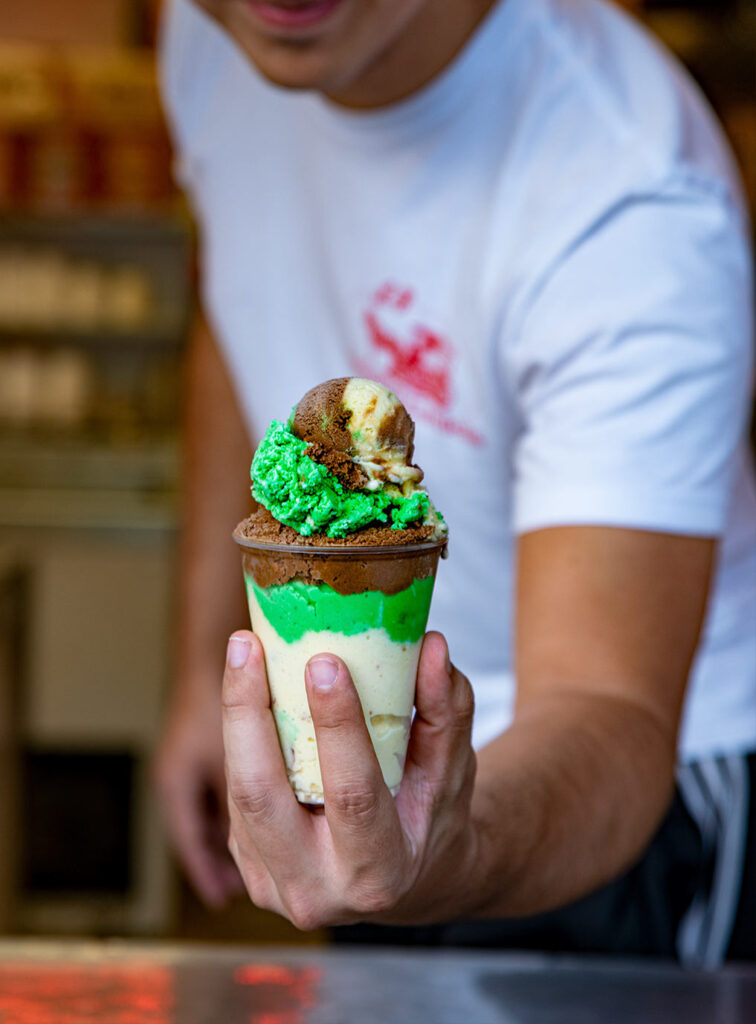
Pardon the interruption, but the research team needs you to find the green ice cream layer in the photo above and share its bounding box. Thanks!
[247,575,435,644]
[251,421,430,539]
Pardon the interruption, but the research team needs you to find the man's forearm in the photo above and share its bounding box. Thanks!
[460,526,714,922]
[173,313,253,702]
[467,692,676,919]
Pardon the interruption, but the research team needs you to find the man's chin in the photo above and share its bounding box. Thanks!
[229,33,350,94]
[253,57,336,93]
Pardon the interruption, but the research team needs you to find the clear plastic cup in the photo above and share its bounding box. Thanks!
[233,529,445,804]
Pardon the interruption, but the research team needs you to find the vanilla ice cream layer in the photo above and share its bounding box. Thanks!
[246,586,423,803]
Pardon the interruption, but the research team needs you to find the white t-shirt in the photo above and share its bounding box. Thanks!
[161,0,756,762]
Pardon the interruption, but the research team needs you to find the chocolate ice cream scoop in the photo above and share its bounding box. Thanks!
[290,377,355,453]
[248,376,447,540]
[291,377,422,489]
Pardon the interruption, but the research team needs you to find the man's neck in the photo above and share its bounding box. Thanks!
[326,0,499,110]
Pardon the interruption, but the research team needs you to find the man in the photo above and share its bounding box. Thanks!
[155,0,756,964]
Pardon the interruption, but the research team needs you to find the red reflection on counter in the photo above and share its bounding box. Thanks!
[234,963,322,1024]
[0,964,174,1024]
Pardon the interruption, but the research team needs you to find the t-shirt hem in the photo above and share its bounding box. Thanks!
[471,703,756,764]
[678,726,756,765]
[514,487,726,537]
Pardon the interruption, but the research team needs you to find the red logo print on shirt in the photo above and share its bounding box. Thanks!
[364,282,453,408]
[354,281,484,447]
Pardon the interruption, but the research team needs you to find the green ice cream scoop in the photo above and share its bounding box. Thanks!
[251,420,430,539]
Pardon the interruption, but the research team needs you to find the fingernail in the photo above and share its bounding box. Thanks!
[444,646,452,675]
[227,637,251,669]
[308,656,338,692]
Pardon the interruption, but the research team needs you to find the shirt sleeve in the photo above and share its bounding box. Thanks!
[507,180,754,537]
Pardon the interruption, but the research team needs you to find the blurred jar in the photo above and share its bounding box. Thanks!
[0,247,24,327]
[100,129,171,209]
[68,49,173,210]
[0,44,62,210]
[35,348,93,428]
[23,52,90,212]
[26,125,88,213]
[103,265,155,332]
[0,347,37,427]
[0,133,16,209]
[61,261,106,332]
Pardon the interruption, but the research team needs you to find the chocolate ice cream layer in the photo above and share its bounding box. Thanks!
[235,506,444,595]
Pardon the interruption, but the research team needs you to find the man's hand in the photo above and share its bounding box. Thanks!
[155,685,245,907]
[222,630,478,930]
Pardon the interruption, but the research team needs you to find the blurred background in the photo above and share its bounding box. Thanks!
[0,0,753,947]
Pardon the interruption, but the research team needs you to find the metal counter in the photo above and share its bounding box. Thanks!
[0,941,753,1023]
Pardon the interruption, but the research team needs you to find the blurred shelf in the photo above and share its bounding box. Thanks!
[0,211,194,337]
[0,435,178,491]
[0,210,192,243]
[0,486,178,534]
[0,324,185,349]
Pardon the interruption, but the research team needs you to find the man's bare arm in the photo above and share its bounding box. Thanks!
[175,313,253,693]
[156,313,253,906]
[467,525,713,918]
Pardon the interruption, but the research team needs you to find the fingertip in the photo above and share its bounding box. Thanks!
[226,629,260,665]
[421,631,452,677]
[216,857,245,901]
[227,637,251,670]
[413,632,459,729]
[229,628,255,643]
[305,656,364,734]
[223,635,267,710]
[305,654,340,694]
[185,852,227,909]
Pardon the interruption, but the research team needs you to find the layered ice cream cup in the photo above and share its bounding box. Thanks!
[233,530,445,804]
[232,376,448,805]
